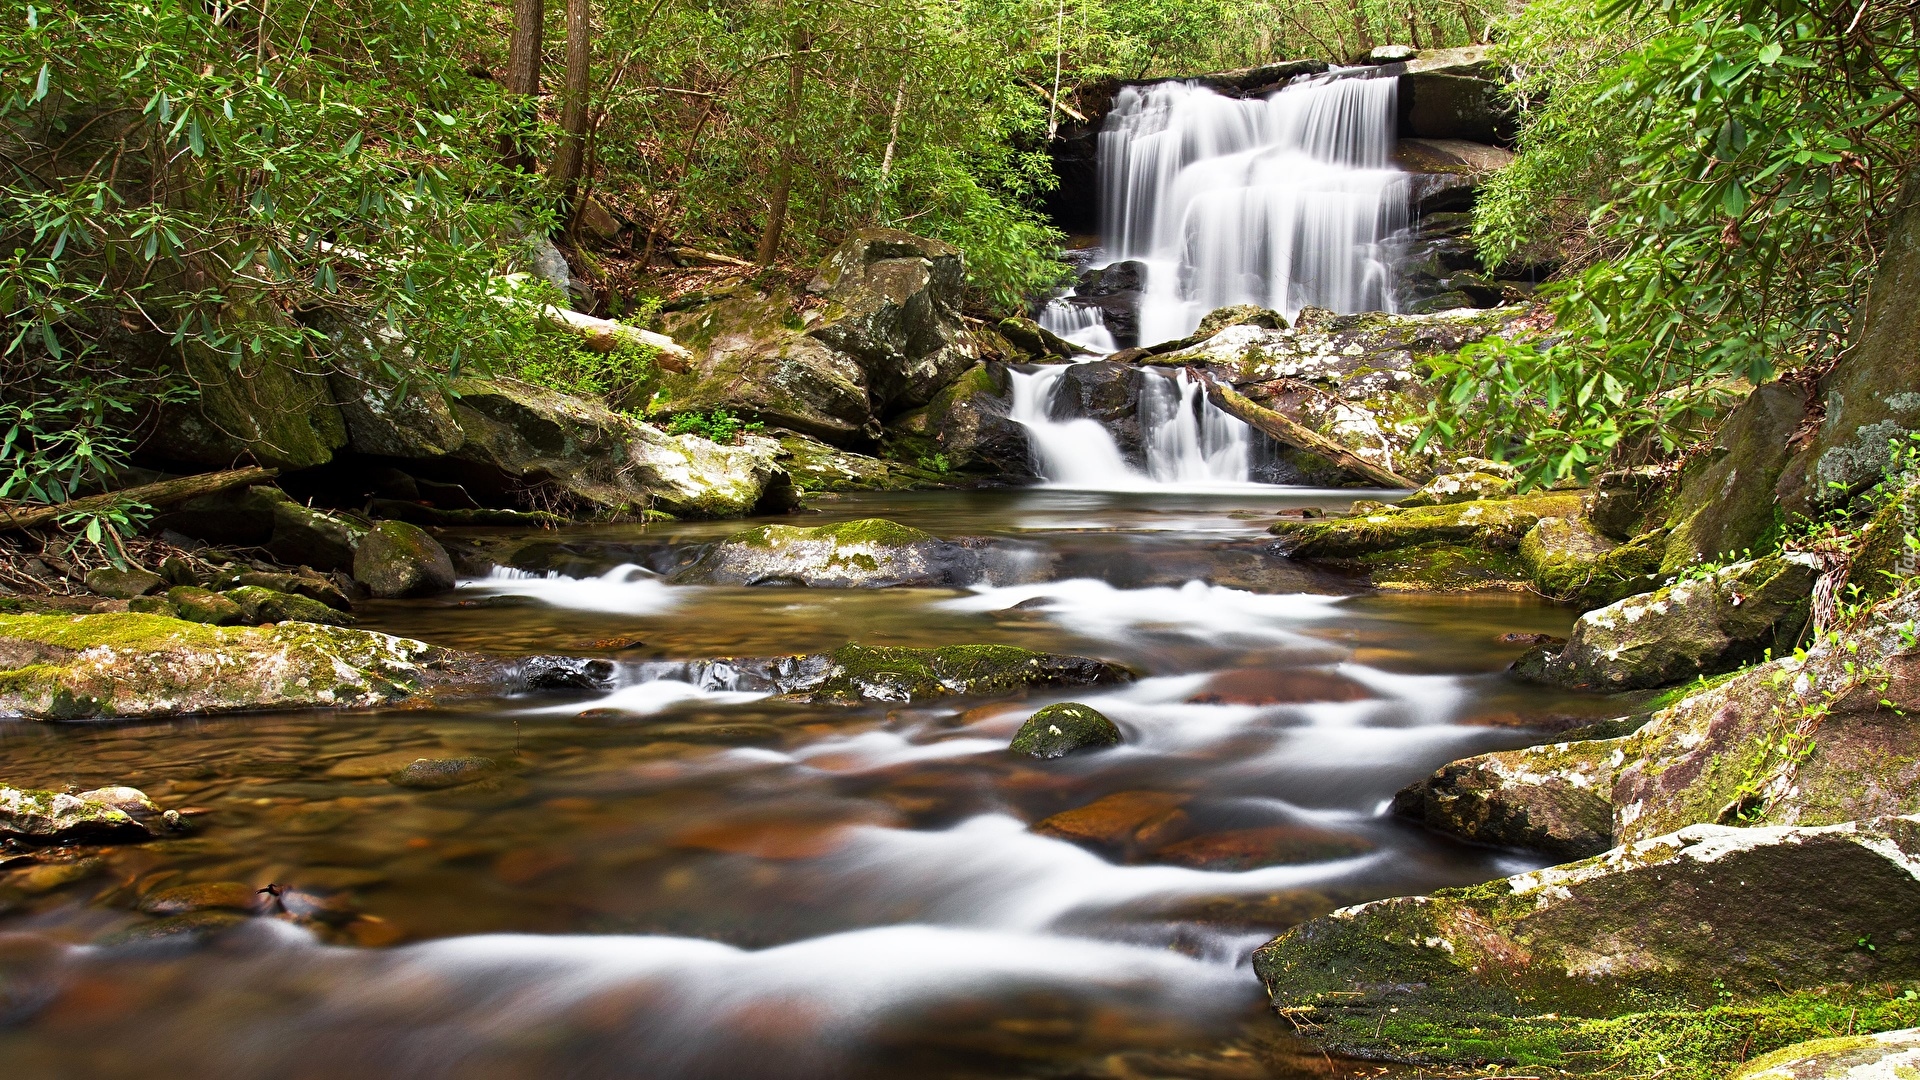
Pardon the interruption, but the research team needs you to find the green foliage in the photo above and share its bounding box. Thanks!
[663,409,763,443]
[1429,0,1917,489]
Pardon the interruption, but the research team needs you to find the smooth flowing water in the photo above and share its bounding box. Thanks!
[0,492,1610,1080]
[1009,366,1263,490]
[1075,70,1408,344]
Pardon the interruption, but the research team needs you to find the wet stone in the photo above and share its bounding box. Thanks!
[416,775,532,809]
[1147,825,1375,870]
[1009,703,1123,759]
[388,757,500,790]
[1031,791,1189,849]
[138,881,264,915]
[99,909,250,947]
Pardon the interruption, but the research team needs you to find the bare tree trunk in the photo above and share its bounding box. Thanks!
[501,0,544,173]
[553,0,592,219]
[755,28,808,267]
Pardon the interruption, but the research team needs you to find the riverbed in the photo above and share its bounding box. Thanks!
[0,490,1605,1079]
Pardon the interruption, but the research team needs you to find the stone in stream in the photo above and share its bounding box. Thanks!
[1252,814,1920,1066]
[0,783,173,843]
[1031,791,1190,851]
[388,757,500,790]
[166,585,245,625]
[1148,825,1375,870]
[1391,734,1639,859]
[1269,491,1584,559]
[1732,1028,1920,1080]
[1517,513,1664,606]
[223,585,356,626]
[138,881,265,915]
[352,520,457,598]
[641,644,1133,705]
[1009,702,1123,759]
[677,517,1005,588]
[1512,552,1820,691]
[83,566,165,600]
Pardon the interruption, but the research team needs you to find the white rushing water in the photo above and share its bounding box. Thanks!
[1008,364,1263,490]
[1036,295,1119,353]
[1092,69,1407,344]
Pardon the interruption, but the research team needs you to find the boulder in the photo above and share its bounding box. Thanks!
[165,585,245,626]
[637,643,1134,705]
[1392,138,1516,214]
[1270,491,1584,558]
[446,376,789,517]
[388,756,501,790]
[222,585,355,626]
[1394,46,1515,145]
[1584,466,1670,541]
[323,316,468,459]
[775,433,925,493]
[1845,480,1920,604]
[807,229,977,414]
[885,362,1034,479]
[148,484,288,547]
[1399,470,1512,506]
[352,521,456,598]
[1031,791,1190,851]
[212,570,352,611]
[1612,587,1920,844]
[1661,380,1811,572]
[0,613,448,719]
[1733,1028,1920,1080]
[1252,815,1920,1064]
[1392,734,1639,859]
[1009,702,1123,759]
[1779,173,1920,516]
[655,289,874,443]
[677,518,1010,588]
[1519,514,1664,605]
[0,782,173,843]
[266,495,368,572]
[1513,553,1819,691]
[83,566,164,600]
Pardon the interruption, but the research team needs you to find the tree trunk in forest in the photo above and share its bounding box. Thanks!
[553,0,592,219]
[755,29,809,267]
[0,468,278,534]
[501,0,545,173]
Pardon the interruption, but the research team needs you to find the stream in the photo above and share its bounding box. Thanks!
[0,490,1613,1079]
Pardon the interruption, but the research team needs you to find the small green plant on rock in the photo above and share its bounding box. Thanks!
[663,409,763,444]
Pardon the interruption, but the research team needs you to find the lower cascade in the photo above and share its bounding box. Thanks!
[1009,364,1261,489]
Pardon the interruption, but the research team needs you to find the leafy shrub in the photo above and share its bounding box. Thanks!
[663,409,763,444]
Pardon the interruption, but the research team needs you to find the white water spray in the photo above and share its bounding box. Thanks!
[1008,364,1260,489]
[1096,70,1406,342]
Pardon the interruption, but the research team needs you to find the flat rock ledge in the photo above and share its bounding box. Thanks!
[1,783,182,843]
[0,613,614,720]
[1252,814,1920,1067]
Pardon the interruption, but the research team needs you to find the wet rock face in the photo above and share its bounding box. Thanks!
[1253,814,1920,1058]
[1612,588,1920,844]
[677,518,1026,588]
[0,613,447,719]
[638,643,1134,705]
[1660,380,1811,572]
[806,229,976,415]
[1732,1028,1920,1080]
[1392,735,1637,859]
[1045,362,1147,464]
[0,783,177,843]
[353,520,457,598]
[885,362,1034,480]
[1009,702,1123,759]
[1513,553,1819,691]
[1394,46,1517,145]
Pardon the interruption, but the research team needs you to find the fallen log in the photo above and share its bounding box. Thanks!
[1195,372,1416,489]
[521,302,693,372]
[0,466,278,533]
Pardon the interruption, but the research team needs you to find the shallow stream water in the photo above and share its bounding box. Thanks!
[0,491,1607,1079]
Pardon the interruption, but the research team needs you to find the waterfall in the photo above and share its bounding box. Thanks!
[1008,365,1258,490]
[1037,297,1118,354]
[1092,70,1407,343]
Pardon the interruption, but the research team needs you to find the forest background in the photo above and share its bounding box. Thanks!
[1,0,1914,511]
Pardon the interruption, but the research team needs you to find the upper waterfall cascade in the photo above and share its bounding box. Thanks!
[1047,69,1408,348]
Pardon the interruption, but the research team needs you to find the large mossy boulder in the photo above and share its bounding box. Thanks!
[774,433,927,493]
[677,518,1003,588]
[1613,587,1920,844]
[1270,492,1583,558]
[222,585,355,626]
[1733,1028,1920,1080]
[1252,815,1920,1065]
[654,288,875,443]
[1518,515,1665,606]
[1660,380,1811,572]
[1009,702,1124,759]
[806,229,976,414]
[1392,733,1640,859]
[446,376,789,518]
[0,613,448,719]
[1779,173,1920,517]
[885,362,1034,479]
[266,491,368,571]
[352,520,456,598]
[1513,553,1819,691]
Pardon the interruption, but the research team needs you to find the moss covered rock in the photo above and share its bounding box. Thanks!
[885,361,1033,479]
[266,493,368,572]
[1733,1027,1920,1080]
[1519,516,1665,606]
[679,518,1001,588]
[1392,733,1640,859]
[1400,470,1513,507]
[1661,381,1811,573]
[1271,492,1584,559]
[1348,541,1532,592]
[352,520,456,598]
[1009,702,1123,758]
[1253,814,1920,1065]
[0,782,171,843]
[83,566,164,600]
[0,613,445,719]
[223,585,355,626]
[166,586,245,626]
[805,228,976,415]
[1514,553,1819,691]
[1846,480,1920,605]
[775,433,930,493]
[1613,587,1920,844]
[808,644,1132,704]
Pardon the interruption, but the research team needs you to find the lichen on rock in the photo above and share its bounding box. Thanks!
[1270,491,1584,558]
[1392,733,1641,858]
[1009,702,1123,758]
